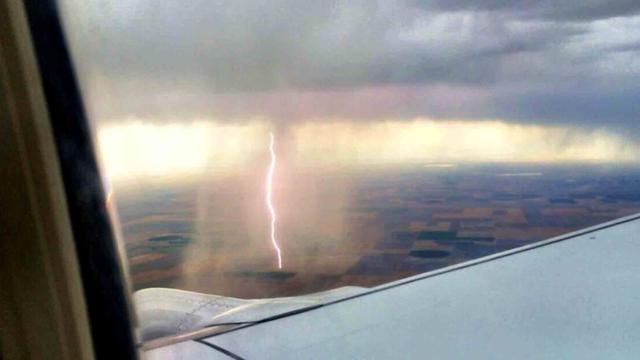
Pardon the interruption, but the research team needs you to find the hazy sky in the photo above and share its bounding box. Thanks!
[62,0,639,133]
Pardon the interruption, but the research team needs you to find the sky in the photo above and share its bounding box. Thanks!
[58,0,640,177]
[62,0,640,129]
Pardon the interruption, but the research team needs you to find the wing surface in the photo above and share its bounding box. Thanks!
[145,214,640,359]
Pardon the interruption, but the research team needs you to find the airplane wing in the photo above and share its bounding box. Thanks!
[135,286,367,342]
[141,213,640,359]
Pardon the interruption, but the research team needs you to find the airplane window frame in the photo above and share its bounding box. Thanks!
[23,0,138,358]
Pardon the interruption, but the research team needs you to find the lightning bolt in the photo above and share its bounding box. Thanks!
[266,132,283,269]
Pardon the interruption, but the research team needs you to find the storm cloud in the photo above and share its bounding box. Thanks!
[61,0,640,130]
[417,0,640,21]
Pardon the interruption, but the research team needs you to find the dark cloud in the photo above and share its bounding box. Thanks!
[73,1,592,91]
[415,0,640,22]
[608,42,640,53]
[493,86,640,129]
[64,0,640,130]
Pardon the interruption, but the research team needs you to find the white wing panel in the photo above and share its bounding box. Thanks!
[147,214,640,359]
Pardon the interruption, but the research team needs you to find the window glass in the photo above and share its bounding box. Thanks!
[58,0,640,342]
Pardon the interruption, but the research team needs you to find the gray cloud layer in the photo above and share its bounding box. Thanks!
[419,0,640,21]
[63,0,640,130]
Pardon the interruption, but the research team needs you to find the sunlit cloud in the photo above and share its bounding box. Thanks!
[291,119,640,167]
[97,119,268,180]
[97,118,640,181]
